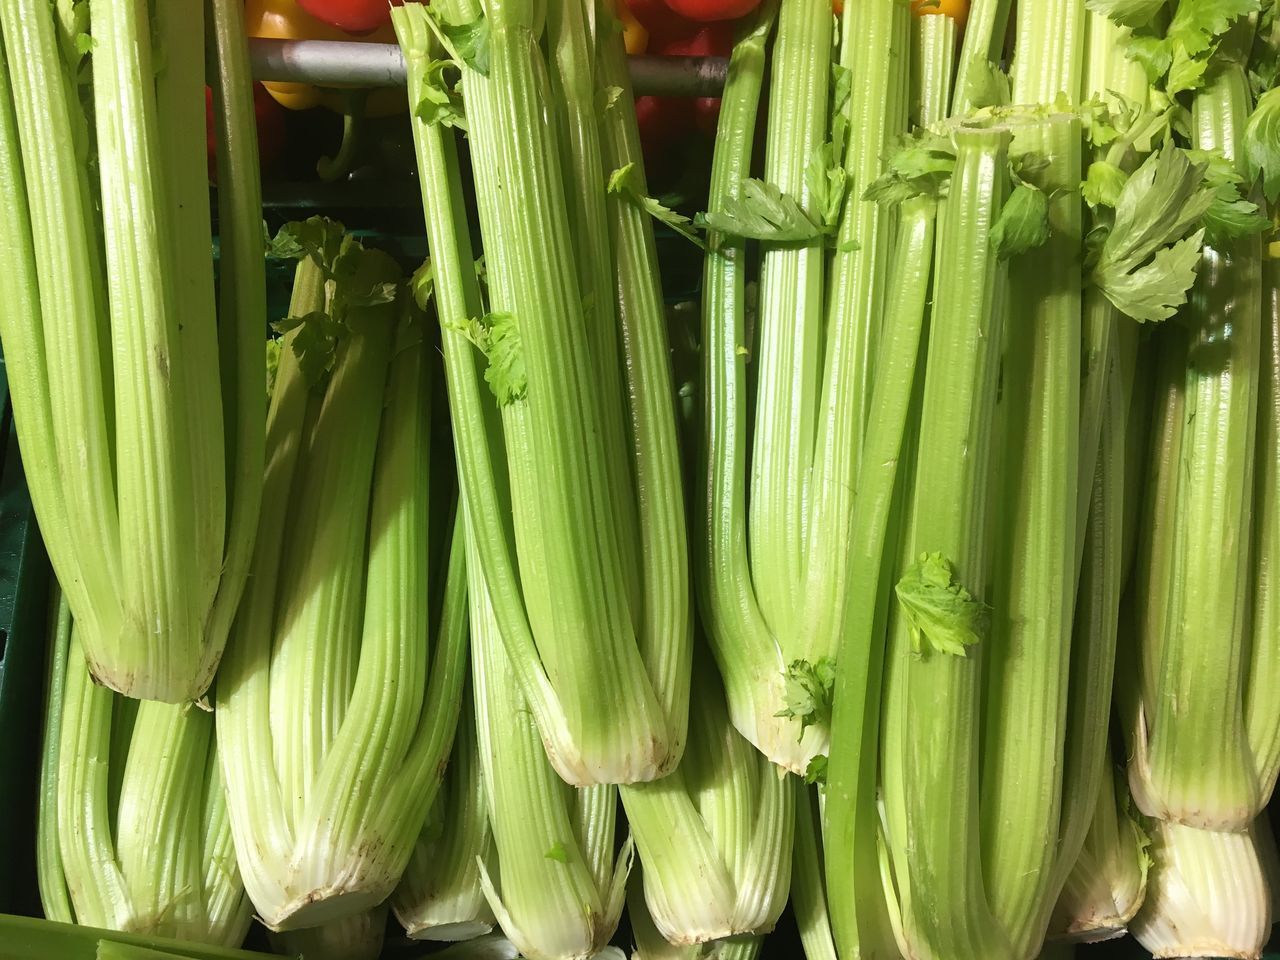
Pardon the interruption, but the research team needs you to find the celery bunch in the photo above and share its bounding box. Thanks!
[0,0,265,702]
[215,228,467,933]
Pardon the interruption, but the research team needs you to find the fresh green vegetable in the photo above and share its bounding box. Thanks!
[37,591,250,946]
[270,909,387,960]
[405,0,691,788]
[0,915,285,960]
[627,872,764,960]
[215,234,467,931]
[0,0,265,702]
[393,690,495,943]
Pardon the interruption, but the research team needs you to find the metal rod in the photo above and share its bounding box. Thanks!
[247,38,728,98]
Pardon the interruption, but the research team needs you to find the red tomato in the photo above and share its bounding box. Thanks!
[656,20,733,56]
[660,0,760,24]
[295,0,401,34]
[634,94,694,180]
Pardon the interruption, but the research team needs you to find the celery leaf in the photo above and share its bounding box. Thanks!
[699,179,830,243]
[1089,143,1214,321]
[804,755,828,785]
[863,135,955,205]
[267,217,346,268]
[1168,0,1259,58]
[1245,88,1280,203]
[965,58,1011,110]
[775,657,836,735]
[440,16,491,75]
[1086,0,1166,27]
[272,311,345,386]
[265,338,282,400]
[415,60,466,130]
[411,260,436,311]
[607,163,706,250]
[991,183,1051,259]
[806,143,849,231]
[895,553,990,658]
[446,311,528,405]
[545,842,569,863]
[1202,189,1270,244]
[1083,161,1129,208]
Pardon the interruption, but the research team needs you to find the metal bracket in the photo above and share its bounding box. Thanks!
[246,38,728,98]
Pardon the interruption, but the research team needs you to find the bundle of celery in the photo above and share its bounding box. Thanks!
[38,590,250,947]
[393,0,691,789]
[0,0,265,702]
[214,224,467,935]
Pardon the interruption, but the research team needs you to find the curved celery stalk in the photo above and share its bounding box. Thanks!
[466,518,630,960]
[1130,819,1271,958]
[628,874,763,960]
[37,588,74,925]
[879,124,1013,960]
[393,691,496,942]
[825,194,937,960]
[791,787,838,960]
[620,648,793,944]
[423,0,686,786]
[1049,760,1148,944]
[1131,62,1265,830]
[39,591,250,946]
[271,908,386,960]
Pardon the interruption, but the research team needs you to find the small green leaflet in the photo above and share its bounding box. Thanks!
[1245,88,1280,203]
[806,143,849,232]
[699,179,831,244]
[804,755,828,786]
[421,7,491,76]
[775,657,836,736]
[863,135,956,205]
[331,246,401,309]
[1116,0,1260,94]
[990,183,1051,259]
[1168,0,1260,58]
[829,63,853,158]
[267,216,346,267]
[415,59,466,130]
[1202,187,1271,245]
[1083,161,1129,208]
[272,310,345,386]
[1085,0,1165,27]
[965,58,1011,110]
[544,842,569,864]
[895,553,990,658]
[411,259,436,312]
[446,311,528,405]
[1089,142,1214,322]
[607,163,706,250]
[265,338,282,401]
[597,85,624,116]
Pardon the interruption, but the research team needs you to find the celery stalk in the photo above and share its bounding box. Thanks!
[911,15,957,129]
[879,124,1013,960]
[792,787,838,960]
[271,909,386,960]
[0,915,281,960]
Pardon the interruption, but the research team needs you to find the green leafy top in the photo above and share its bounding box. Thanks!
[1088,142,1216,321]
[420,8,491,76]
[863,132,957,205]
[607,163,706,250]
[267,216,346,267]
[413,58,466,130]
[803,754,828,785]
[445,311,528,405]
[895,553,991,658]
[991,182,1051,259]
[775,657,837,736]
[698,179,835,244]
[1246,87,1280,204]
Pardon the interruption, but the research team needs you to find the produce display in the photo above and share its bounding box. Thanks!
[0,0,1275,958]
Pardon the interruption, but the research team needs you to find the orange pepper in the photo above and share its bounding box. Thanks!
[614,0,650,54]
[245,0,401,113]
[910,0,970,29]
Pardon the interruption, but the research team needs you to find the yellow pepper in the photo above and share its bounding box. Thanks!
[613,0,649,55]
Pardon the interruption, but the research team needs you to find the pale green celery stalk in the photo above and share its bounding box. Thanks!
[951,0,1012,115]
[1245,249,1280,802]
[795,0,908,768]
[545,0,642,634]
[792,787,837,960]
[0,915,284,960]
[1130,819,1271,958]
[41,591,250,945]
[0,0,122,665]
[201,0,268,683]
[628,876,762,960]
[271,908,387,960]
[466,519,629,960]
[92,0,210,699]
[879,125,1014,960]
[911,15,957,129]
[38,587,74,924]
[696,0,793,774]
[750,0,832,649]
[595,0,692,771]
[1049,761,1148,944]
[430,0,677,786]
[825,194,937,960]
[979,0,1084,944]
[1132,61,1265,830]
[153,0,225,668]
[620,648,793,943]
[393,690,496,942]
